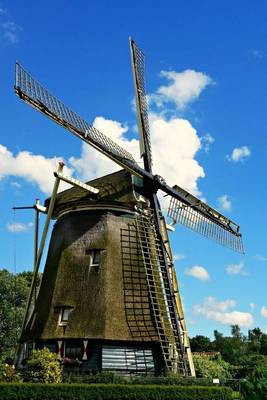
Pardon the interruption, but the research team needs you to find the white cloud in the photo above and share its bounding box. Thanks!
[201,133,215,152]
[6,222,33,233]
[2,21,22,44]
[261,306,267,319]
[251,49,263,59]
[70,115,205,197]
[151,70,214,110]
[255,255,267,262]
[250,303,256,310]
[185,265,210,282]
[3,66,211,200]
[69,117,139,181]
[10,181,21,188]
[217,194,232,212]
[1,112,205,198]
[226,261,248,276]
[0,144,72,194]
[194,296,253,327]
[227,146,251,162]
[173,253,185,262]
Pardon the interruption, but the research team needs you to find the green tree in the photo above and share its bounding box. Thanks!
[238,354,267,378]
[213,327,247,365]
[248,328,262,354]
[23,348,62,383]
[231,324,243,340]
[190,335,214,352]
[260,333,267,355]
[0,269,32,359]
[193,353,232,380]
[241,364,267,399]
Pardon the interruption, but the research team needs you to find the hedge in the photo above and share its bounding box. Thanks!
[0,383,233,400]
[63,372,213,386]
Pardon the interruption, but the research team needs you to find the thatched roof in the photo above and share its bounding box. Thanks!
[45,169,141,219]
[22,170,158,344]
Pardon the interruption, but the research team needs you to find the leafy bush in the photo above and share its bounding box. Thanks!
[22,348,62,383]
[0,358,21,383]
[193,353,232,380]
[240,364,267,399]
[237,354,267,378]
[0,383,233,400]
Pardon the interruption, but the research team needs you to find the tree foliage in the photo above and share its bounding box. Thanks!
[23,348,62,383]
[190,335,214,352]
[0,269,32,359]
[193,353,232,379]
[241,364,267,399]
[191,325,267,380]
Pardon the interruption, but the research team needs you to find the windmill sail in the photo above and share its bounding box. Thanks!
[15,63,136,167]
[15,63,243,253]
[168,185,244,253]
[130,38,152,171]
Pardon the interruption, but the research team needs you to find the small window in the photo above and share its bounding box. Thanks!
[86,249,101,268]
[59,308,71,326]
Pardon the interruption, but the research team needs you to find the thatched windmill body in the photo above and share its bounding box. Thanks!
[15,39,243,376]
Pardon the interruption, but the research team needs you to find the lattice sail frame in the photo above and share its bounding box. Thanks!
[15,63,136,166]
[130,38,153,168]
[168,191,244,254]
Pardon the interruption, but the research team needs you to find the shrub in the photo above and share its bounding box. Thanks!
[0,358,21,383]
[240,364,267,399]
[63,372,214,386]
[0,357,5,380]
[193,353,232,380]
[0,383,233,400]
[22,348,62,383]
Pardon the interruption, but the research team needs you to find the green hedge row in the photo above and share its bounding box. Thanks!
[63,371,213,386]
[0,383,233,400]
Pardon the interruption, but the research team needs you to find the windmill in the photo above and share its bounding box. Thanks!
[14,38,243,376]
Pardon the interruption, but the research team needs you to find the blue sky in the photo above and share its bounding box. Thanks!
[1,0,267,339]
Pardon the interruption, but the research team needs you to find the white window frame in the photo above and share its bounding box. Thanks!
[58,307,71,326]
[87,249,101,268]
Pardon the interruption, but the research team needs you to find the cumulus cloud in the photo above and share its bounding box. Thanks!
[0,112,205,198]
[250,303,256,310]
[251,49,263,59]
[184,265,210,282]
[70,115,205,197]
[194,296,253,327]
[0,144,72,194]
[2,65,213,200]
[201,133,215,152]
[10,181,21,189]
[2,21,22,44]
[227,146,251,162]
[226,261,248,276]
[6,222,33,233]
[217,194,232,212]
[150,70,214,110]
[173,253,185,262]
[255,255,267,262]
[261,306,267,318]
[69,117,139,182]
